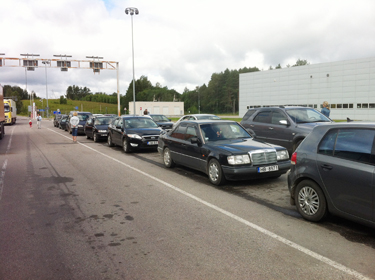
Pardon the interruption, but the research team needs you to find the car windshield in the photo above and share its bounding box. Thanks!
[151,115,169,122]
[95,118,112,125]
[286,108,330,123]
[4,104,10,112]
[196,115,221,120]
[200,123,250,141]
[78,114,90,121]
[125,118,158,128]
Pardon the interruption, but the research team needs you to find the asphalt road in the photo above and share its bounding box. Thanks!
[0,117,375,280]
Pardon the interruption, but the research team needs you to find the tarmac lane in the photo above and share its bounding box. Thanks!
[0,117,374,280]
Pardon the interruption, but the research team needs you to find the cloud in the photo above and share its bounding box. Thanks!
[1,0,375,99]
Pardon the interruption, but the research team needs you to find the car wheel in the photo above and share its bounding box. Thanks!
[163,147,175,168]
[123,138,131,153]
[107,134,114,147]
[69,127,72,134]
[86,133,90,139]
[93,133,98,142]
[295,180,327,222]
[208,158,226,186]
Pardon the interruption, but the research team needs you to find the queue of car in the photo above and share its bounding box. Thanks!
[53,108,375,228]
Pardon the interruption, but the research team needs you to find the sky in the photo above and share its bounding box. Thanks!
[1,0,375,100]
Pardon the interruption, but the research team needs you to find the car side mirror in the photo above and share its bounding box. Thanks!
[246,129,256,138]
[279,120,289,126]
[168,119,171,121]
[116,125,122,129]
[190,136,201,145]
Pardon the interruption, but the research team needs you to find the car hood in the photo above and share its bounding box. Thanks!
[127,128,162,136]
[210,138,282,153]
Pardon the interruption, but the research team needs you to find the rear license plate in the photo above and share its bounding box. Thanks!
[257,165,278,173]
[147,141,158,145]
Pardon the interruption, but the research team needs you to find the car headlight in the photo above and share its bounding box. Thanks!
[227,155,251,165]
[127,134,142,139]
[98,130,107,133]
[277,150,289,160]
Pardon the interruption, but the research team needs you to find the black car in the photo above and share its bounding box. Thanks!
[158,120,291,185]
[288,122,375,228]
[149,114,174,130]
[240,106,332,153]
[84,116,114,142]
[53,114,66,127]
[59,115,69,130]
[66,112,92,135]
[107,116,162,153]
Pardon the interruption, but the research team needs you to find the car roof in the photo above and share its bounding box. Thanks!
[177,120,236,125]
[120,115,152,119]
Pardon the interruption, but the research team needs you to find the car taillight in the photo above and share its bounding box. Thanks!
[291,152,297,165]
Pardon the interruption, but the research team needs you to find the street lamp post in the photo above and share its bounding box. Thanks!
[125,7,139,116]
[42,60,50,118]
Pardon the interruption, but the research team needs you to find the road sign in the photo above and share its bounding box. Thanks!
[53,111,61,115]
[39,109,45,112]
[75,106,78,110]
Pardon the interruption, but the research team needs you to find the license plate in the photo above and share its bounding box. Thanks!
[101,134,107,136]
[257,165,278,173]
[147,141,158,145]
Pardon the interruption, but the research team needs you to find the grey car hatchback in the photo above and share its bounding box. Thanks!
[241,106,331,153]
[288,122,375,228]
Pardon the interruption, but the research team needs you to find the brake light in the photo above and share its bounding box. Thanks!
[291,152,297,165]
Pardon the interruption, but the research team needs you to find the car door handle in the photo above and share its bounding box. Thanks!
[321,164,333,170]
[268,127,274,130]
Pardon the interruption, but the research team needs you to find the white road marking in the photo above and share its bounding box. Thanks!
[49,128,372,280]
[0,127,14,202]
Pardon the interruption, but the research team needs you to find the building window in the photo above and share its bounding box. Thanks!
[343,104,348,109]
[362,103,368,108]
[357,104,362,108]
[370,103,375,108]
[349,104,353,108]
[337,104,342,109]
[331,104,336,109]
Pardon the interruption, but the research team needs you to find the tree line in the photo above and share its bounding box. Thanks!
[3,59,308,115]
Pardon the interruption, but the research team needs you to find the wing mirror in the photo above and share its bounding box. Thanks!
[190,136,201,145]
[279,120,289,126]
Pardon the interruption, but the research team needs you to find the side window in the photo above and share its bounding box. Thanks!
[319,128,375,164]
[318,129,337,156]
[171,123,187,140]
[112,119,119,127]
[253,111,271,123]
[118,119,123,128]
[185,126,197,141]
[271,111,287,125]
[242,109,256,121]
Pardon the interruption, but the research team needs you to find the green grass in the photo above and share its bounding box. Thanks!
[22,99,119,118]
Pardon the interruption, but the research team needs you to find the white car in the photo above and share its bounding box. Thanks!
[173,114,221,128]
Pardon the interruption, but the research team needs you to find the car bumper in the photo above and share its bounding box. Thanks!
[129,138,159,150]
[222,160,291,181]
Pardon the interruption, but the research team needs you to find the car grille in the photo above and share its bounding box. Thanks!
[249,150,277,165]
[142,135,159,141]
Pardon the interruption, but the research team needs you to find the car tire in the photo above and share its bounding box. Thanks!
[107,134,114,147]
[208,158,226,186]
[295,180,327,222]
[69,127,72,134]
[123,138,131,153]
[163,147,175,168]
[86,134,90,139]
[93,133,98,142]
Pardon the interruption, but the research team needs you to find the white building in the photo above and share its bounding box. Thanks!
[239,57,375,120]
[128,101,184,116]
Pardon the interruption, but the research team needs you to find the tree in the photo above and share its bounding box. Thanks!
[293,59,309,67]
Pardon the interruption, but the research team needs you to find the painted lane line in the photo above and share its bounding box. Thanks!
[48,128,372,280]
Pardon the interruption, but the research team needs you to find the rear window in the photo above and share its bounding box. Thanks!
[242,109,256,121]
